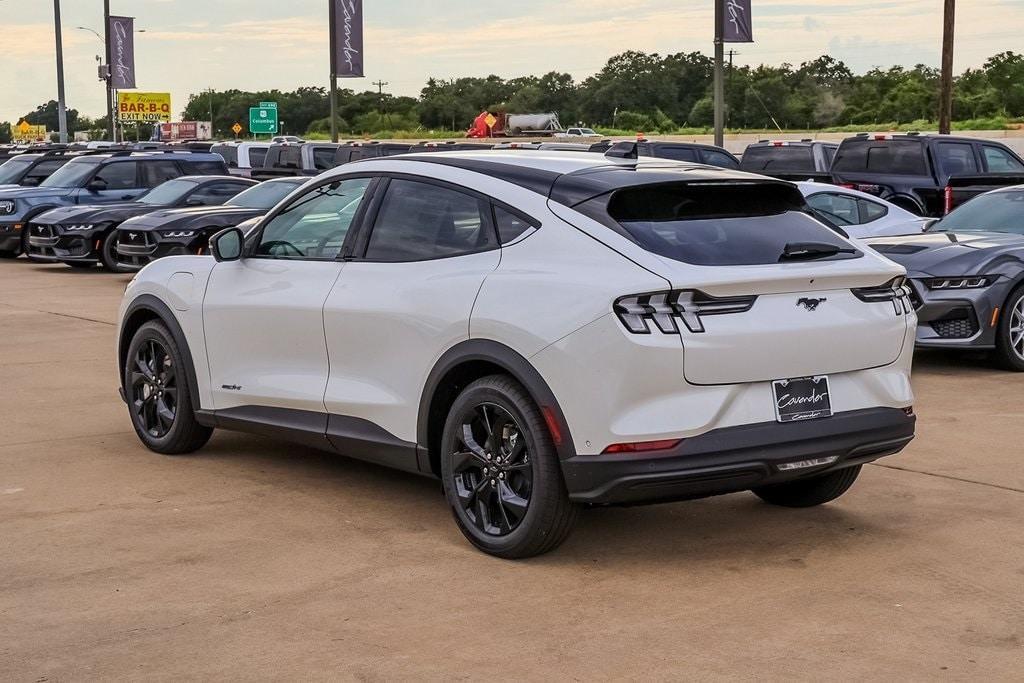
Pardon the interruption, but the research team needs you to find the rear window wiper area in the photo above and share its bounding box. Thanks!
[779,241,859,261]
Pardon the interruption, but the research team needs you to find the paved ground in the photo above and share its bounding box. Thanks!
[1,259,1022,681]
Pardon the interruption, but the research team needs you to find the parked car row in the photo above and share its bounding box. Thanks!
[740,133,1024,217]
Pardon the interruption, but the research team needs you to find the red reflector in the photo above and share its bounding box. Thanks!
[540,406,563,447]
[874,134,888,141]
[943,185,953,215]
[839,183,855,189]
[772,141,784,147]
[602,439,681,454]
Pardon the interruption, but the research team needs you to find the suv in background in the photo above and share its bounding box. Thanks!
[252,142,341,179]
[592,139,740,169]
[830,133,1024,216]
[740,140,837,181]
[0,149,81,188]
[0,150,228,257]
[210,142,271,178]
[334,141,412,165]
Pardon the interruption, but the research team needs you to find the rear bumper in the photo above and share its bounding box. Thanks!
[562,407,914,505]
[0,222,22,252]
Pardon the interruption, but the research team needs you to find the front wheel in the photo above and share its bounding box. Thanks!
[994,285,1024,371]
[100,229,132,272]
[124,321,212,455]
[440,375,578,559]
[753,465,862,508]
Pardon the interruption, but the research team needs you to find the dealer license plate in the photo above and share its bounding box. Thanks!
[772,376,832,423]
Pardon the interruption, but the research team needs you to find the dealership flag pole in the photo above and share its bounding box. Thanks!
[938,0,955,135]
[103,0,114,141]
[713,0,724,147]
[329,0,339,143]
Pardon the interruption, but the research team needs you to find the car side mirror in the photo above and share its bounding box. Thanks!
[22,176,41,187]
[86,179,107,191]
[186,198,204,206]
[210,227,243,262]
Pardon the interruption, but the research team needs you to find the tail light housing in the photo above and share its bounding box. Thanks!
[852,277,914,314]
[614,290,757,334]
[943,185,954,215]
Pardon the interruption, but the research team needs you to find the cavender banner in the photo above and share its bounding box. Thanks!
[721,0,753,43]
[118,92,172,122]
[332,0,364,78]
[108,15,137,89]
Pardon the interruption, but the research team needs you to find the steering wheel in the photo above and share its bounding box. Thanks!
[259,240,304,258]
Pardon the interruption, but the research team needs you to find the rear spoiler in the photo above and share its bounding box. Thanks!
[947,173,1024,189]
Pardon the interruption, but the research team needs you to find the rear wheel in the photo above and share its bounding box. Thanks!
[124,321,212,455]
[753,465,862,508]
[100,229,132,272]
[994,285,1024,371]
[440,375,578,559]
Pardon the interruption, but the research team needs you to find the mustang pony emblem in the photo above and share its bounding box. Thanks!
[797,297,827,311]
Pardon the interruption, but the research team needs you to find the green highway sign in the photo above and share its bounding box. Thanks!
[249,102,278,135]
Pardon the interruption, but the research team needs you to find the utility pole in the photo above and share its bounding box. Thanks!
[726,49,738,128]
[938,0,955,134]
[103,0,114,142]
[328,0,339,142]
[207,88,215,135]
[372,80,388,114]
[713,0,724,147]
[53,0,68,143]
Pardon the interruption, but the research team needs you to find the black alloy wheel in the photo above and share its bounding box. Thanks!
[130,338,178,439]
[441,375,578,559]
[451,402,534,536]
[125,321,212,454]
[994,284,1024,371]
[100,229,131,272]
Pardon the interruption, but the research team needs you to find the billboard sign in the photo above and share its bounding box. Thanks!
[108,15,137,89]
[118,92,172,122]
[159,121,213,141]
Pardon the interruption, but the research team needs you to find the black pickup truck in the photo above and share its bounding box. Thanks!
[830,133,1024,216]
[739,140,837,181]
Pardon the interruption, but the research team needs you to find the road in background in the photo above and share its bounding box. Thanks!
[1,262,1022,679]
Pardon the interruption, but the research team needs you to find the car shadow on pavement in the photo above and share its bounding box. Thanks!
[195,430,893,567]
[913,348,1007,374]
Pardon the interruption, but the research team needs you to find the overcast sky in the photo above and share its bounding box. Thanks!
[4,0,1020,124]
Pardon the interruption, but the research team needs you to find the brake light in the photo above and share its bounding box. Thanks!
[614,290,757,334]
[852,277,914,315]
[602,439,682,454]
[839,184,856,190]
[943,185,953,215]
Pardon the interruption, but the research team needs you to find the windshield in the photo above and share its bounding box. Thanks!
[138,179,199,205]
[581,182,859,266]
[931,190,1024,234]
[0,158,33,184]
[228,180,304,209]
[40,160,97,188]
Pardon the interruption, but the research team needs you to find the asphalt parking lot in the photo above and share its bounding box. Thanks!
[1,260,1022,680]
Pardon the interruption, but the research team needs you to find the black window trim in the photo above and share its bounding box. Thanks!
[244,173,380,262]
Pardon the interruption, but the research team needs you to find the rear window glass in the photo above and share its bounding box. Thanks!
[740,146,815,172]
[581,182,859,266]
[212,144,238,167]
[247,147,268,168]
[833,140,926,175]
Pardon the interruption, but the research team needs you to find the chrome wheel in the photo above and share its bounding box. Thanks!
[449,402,533,536]
[1011,295,1024,361]
[130,339,178,438]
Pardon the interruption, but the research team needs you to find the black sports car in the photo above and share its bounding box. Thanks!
[28,175,256,271]
[868,186,1024,370]
[115,176,309,269]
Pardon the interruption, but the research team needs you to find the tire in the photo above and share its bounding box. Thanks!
[124,321,212,455]
[994,284,1024,371]
[753,465,862,508]
[440,374,578,559]
[99,229,132,273]
[0,250,17,259]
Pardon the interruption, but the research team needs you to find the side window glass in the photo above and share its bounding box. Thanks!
[313,147,337,170]
[190,182,248,206]
[494,206,534,244]
[143,161,181,187]
[256,177,370,260]
[364,179,493,262]
[982,146,1024,172]
[247,148,268,168]
[93,162,138,190]
[657,146,698,162]
[183,161,226,175]
[806,193,859,225]
[936,143,978,176]
[27,160,64,180]
[859,198,888,223]
[701,149,739,169]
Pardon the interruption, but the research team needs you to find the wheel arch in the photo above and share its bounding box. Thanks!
[417,339,576,476]
[118,294,203,413]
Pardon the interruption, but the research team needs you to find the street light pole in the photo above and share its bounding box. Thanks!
[53,0,68,143]
[103,0,114,142]
[713,0,725,147]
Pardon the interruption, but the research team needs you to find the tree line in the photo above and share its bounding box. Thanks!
[4,50,1023,142]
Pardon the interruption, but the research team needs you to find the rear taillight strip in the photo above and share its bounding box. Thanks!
[852,277,914,315]
[614,290,757,335]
